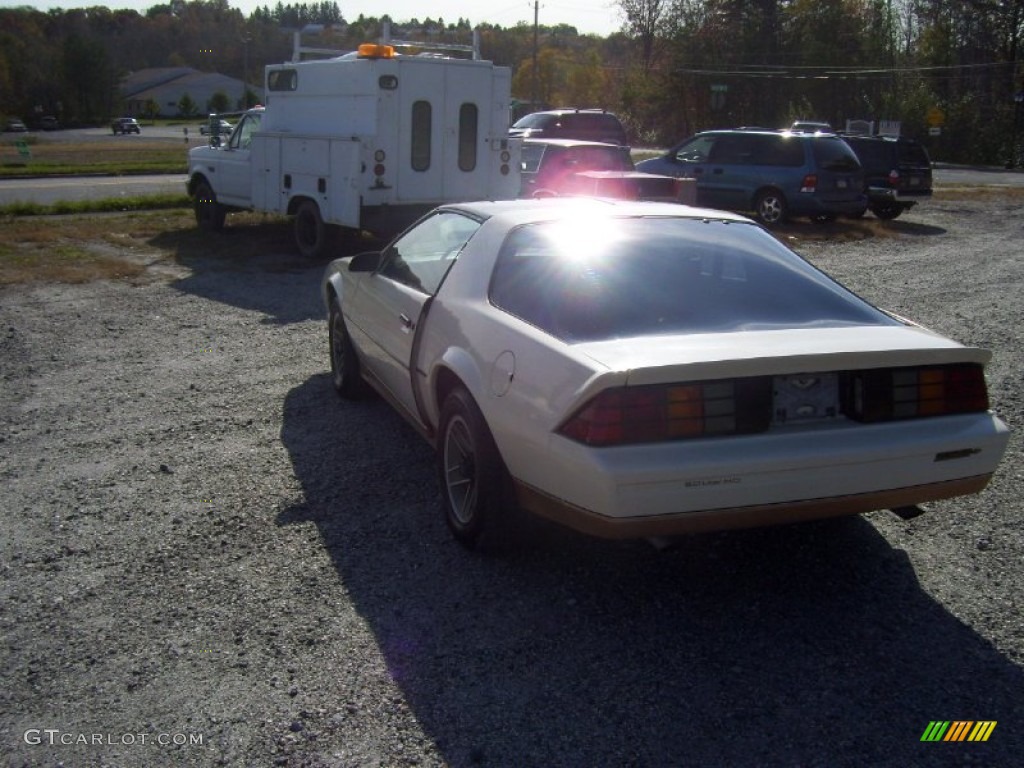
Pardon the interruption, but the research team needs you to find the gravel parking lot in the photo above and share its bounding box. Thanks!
[1,197,1022,767]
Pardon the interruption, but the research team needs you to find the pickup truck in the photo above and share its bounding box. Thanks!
[111,117,141,135]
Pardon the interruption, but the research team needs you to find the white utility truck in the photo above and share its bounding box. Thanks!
[186,34,519,258]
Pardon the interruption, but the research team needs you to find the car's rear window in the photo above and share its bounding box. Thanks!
[489,217,898,342]
[846,139,888,169]
[512,114,552,129]
[898,141,931,167]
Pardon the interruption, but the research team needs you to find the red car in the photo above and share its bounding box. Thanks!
[520,139,683,203]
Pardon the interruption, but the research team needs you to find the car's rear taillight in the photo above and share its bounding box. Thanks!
[845,364,989,423]
[800,174,818,193]
[558,378,772,447]
[888,169,900,189]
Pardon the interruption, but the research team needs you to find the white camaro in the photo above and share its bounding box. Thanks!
[322,199,1010,548]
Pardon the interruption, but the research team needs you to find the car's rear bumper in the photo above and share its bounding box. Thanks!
[509,411,1009,539]
[868,186,933,203]
[515,473,994,539]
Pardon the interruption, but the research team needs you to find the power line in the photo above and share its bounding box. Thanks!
[675,61,1016,78]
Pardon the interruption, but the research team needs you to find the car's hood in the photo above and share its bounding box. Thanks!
[571,325,990,387]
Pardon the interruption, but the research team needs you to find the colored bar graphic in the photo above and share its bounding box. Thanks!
[921,721,950,741]
[920,721,996,742]
[945,721,973,741]
[968,722,997,742]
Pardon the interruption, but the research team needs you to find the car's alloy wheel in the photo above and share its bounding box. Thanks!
[754,190,788,226]
[194,180,226,231]
[438,388,504,549]
[328,299,364,399]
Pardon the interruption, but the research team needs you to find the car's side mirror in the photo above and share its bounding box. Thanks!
[209,135,221,148]
[348,251,381,272]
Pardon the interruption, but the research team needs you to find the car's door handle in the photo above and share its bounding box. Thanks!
[399,313,415,332]
[713,168,724,174]
[692,168,704,176]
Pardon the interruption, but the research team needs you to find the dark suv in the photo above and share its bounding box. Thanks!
[509,109,628,145]
[636,129,865,226]
[841,134,932,219]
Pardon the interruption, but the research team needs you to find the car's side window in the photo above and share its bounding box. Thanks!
[674,136,715,163]
[756,135,804,167]
[708,135,750,164]
[378,211,481,294]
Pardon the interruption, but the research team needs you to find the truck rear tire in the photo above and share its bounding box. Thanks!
[194,180,226,231]
[294,200,330,259]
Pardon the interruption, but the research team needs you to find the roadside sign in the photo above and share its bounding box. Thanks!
[926,106,945,127]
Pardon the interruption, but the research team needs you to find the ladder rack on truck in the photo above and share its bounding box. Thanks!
[186,32,519,258]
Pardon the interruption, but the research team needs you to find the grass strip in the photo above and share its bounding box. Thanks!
[0,193,191,217]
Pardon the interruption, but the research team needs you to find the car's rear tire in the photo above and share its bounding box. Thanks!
[294,200,332,259]
[871,202,903,220]
[437,388,506,550]
[754,189,788,226]
[194,180,226,231]
[328,297,365,399]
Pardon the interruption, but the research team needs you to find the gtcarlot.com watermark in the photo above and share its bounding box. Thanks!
[24,728,203,747]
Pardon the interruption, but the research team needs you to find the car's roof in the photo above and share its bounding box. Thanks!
[697,128,836,139]
[523,138,623,149]
[843,133,918,144]
[438,198,753,228]
[531,108,618,116]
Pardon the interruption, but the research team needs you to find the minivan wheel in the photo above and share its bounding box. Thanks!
[754,190,788,226]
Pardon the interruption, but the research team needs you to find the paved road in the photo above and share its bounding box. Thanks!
[0,174,188,205]
[1,165,1022,207]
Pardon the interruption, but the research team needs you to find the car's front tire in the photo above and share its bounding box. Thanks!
[437,388,505,550]
[754,189,788,226]
[328,298,365,399]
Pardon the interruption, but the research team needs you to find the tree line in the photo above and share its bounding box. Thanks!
[1,0,1021,164]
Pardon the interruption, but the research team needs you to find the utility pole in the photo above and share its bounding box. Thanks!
[531,0,539,110]
[241,32,251,109]
[1012,76,1024,169]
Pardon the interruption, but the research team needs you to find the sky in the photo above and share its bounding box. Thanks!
[6,0,627,37]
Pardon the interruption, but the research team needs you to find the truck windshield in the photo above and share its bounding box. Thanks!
[230,112,262,150]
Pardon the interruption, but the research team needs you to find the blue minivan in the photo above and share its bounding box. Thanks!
[636,129,865,226]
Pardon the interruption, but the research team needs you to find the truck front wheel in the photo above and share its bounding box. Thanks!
[194,180,226,231]
[294,200,330,259]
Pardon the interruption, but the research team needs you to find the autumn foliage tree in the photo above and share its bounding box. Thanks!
[0,0,1020,163]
